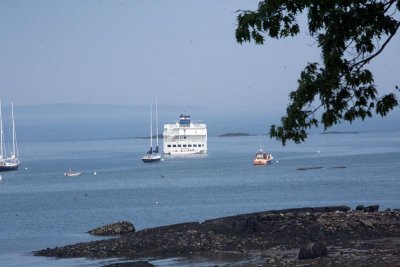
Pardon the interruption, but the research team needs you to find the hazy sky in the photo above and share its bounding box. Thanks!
[1,0,399,114]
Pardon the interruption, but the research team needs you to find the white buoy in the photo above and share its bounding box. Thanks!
[0,175,2,181]
[155,201,159,205]
[93,172,97,175]
[25,167,28,170]
[317,150,320,154]
[161,158,164,162]
[276,160,279,163]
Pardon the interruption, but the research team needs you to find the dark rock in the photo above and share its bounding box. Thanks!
[296,166,323,171]
[33,205,400,265]
[88,221,135,236]
[356,205,365,211]
[102,261,154,267]
[278,224,289,231]
[366,205,379,212]
[356,205,379,212]
[243,217,260,234]
[298,242,328,260]
[360,219,374,228]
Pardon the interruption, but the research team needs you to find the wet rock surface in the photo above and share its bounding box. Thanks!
[88,221,135,236]
[34,205,400,266]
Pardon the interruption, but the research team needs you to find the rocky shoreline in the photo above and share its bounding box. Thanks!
[34,205,400,266]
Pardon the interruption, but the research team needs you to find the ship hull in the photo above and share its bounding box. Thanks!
[164,149,206,155]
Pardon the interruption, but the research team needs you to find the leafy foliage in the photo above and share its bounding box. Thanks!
[236,0,400,145]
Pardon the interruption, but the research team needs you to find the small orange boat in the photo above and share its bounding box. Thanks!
[253,148,273,165]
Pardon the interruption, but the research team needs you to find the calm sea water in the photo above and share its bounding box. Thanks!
[0,130,399,266]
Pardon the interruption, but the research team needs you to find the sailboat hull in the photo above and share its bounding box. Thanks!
[0,163,19,172]
[142,154,161,163]
[142,157,161,163]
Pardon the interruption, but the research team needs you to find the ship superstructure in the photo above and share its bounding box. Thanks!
[163,114,207,155]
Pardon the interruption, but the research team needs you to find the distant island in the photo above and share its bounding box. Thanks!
[218,132,252,137]
[322,131,359,134]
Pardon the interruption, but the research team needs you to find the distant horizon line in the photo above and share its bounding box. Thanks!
[4,102,206,108]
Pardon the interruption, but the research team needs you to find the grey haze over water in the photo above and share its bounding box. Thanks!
[1,0,399,116]
[0,104,398,144]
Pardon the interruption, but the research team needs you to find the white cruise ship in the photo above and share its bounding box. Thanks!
[163,114,207,155]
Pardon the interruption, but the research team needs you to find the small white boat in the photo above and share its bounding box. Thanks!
[64,170,82,177]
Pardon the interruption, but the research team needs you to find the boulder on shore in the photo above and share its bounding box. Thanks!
[88,221,135,236]
[356,204,379,212]
[298,242,328,260]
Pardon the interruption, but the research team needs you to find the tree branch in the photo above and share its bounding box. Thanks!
[351,22,400,70]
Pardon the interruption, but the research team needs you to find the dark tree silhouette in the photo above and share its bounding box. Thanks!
[236,0,400,145]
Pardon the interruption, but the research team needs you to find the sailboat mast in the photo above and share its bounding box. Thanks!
[150,103,153,148]
[11,101,16,157]
[155,97,159,147]
[0,99,4,159]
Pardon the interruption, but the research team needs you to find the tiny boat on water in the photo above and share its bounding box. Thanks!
[64,170,82,177]
[253,148,273,165]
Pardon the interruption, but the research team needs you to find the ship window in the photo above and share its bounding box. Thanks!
[173,145,176,147]
[167,145,171,147]
[193,144,197,147]
[183,144,187,147]
[188,144,192,147]
[198,144,201,147]
[178,145,181,147]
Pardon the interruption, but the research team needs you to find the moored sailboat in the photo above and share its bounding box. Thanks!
[142,100,161,163]
[0,101,20,172]
[0,100,6,168]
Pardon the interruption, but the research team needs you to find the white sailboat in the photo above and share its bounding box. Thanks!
[142,99,161,163]
[154,97,160,156]
[0,100,6,164]
[0,101,20,171]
